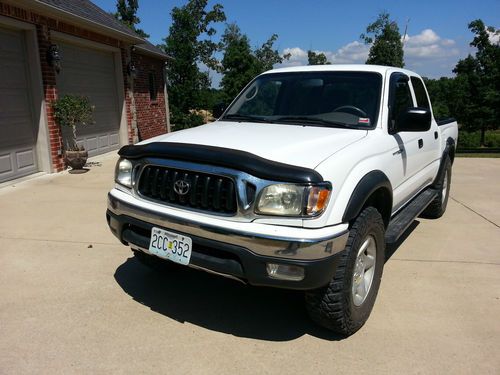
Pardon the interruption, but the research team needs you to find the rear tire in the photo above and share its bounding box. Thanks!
[421,156,451,219]
[305,207,385,336]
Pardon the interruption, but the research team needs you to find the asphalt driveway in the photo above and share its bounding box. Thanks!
[0,155,499,374]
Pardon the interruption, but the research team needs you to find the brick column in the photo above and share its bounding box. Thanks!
[37,24,64,171]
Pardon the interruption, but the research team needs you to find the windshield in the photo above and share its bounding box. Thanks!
[221,71,382,129]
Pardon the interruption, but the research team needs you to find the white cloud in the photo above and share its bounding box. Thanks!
[278,28,463,78]
[403,29,459,59]
[488,30,500,44]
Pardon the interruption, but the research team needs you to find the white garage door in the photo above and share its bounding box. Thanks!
[56,42,121,157]
[0,26,38,183]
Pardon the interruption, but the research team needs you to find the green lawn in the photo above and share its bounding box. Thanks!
[456,153,500,158]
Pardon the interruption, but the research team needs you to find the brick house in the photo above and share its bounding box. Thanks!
[0,0,170,183]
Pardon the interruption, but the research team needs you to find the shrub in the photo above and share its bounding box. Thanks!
[53,95,94,150]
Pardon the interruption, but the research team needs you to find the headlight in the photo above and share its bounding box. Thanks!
[256,183,331,217]
[115,158,133,188]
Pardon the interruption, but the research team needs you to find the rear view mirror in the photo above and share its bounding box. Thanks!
[395,107,431,132]
[213,103,227,119]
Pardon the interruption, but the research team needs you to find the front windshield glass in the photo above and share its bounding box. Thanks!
[222,71,382,129]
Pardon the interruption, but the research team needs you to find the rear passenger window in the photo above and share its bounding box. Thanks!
[411,77,430,109]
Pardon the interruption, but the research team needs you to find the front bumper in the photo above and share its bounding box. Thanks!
[107,190,349,290]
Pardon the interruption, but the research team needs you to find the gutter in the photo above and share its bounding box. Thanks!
[12,0,145,44]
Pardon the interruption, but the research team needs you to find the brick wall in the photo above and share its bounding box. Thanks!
[131,52,168,141]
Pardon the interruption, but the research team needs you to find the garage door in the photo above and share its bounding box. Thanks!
[0,26,38,183]
[56,42,121,156]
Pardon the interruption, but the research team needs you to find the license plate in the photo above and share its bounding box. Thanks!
[148,227,192,266]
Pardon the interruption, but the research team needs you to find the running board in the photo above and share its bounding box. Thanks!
[385,189,438,244]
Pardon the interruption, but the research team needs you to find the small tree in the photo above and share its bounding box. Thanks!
[308,50,330,65]
[53,95,94,151]
[361,12,404,67]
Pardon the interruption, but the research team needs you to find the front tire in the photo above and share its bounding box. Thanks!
[305,207,385,336]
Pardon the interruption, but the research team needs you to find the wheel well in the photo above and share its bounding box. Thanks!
[360,188,392,228]
[446,137,456,164]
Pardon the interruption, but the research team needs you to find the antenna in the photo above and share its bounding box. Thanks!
[402,17,410,48]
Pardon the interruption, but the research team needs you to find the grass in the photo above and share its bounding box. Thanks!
[456,153,500,158]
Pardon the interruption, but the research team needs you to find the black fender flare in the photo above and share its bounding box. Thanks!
[433,137,455,186]
[342,170,393,224]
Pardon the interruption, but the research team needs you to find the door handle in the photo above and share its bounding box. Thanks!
[418,139,423,149]
[392,148,404,156]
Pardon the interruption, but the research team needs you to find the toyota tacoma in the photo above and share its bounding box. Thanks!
[107,65,458,336]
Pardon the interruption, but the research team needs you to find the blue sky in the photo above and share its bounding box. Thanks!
[94,0,499,84]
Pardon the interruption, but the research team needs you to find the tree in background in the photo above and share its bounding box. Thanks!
[307,50,330,65]
[254,34,290,72]
[361,12,404,68]
[218,24,289,103]
[218,24,258,102]
[162,0,226,129]
[452,19,499,146]
[114,0,149,38]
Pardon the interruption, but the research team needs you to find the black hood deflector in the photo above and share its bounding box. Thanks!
[118,142,323,183]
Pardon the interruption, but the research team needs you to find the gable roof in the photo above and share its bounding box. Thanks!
[135,41,169,60]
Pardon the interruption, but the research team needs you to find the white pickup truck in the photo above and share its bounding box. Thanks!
[107,65,458,336]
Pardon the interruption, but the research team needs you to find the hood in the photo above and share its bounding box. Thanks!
[141,121,367,170]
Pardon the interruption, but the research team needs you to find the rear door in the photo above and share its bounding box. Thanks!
[387,73,436,210]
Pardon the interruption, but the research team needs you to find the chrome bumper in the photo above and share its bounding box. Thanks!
[107,192,349,261]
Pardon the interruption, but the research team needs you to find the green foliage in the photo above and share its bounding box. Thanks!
[114,0,149,38]
[307,50,330,65]
[169,110,205,131]
[53,95,94,150]
[162,0,226,129]
[361,12,404,67]
[458,131,500,149]
[218,24,259,102]
[452,19,500,146]
[218,23,289,103]
[254,34,290,72]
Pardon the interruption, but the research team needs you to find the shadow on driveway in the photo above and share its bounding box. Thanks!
[113,220,420,342]
[114,257,344,342]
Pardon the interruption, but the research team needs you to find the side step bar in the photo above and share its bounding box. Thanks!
[385,189,438,244]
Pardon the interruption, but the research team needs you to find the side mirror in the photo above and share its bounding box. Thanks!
[395,107,431,132]
[212,102,227,119]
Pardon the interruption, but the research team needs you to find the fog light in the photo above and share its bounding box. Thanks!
[266,263,305,281]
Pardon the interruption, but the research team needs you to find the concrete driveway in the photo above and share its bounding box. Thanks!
[0,155,499,374]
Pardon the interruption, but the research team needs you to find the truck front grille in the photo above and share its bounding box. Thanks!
[138,165,237,214]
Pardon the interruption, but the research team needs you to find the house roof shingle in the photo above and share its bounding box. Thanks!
[135,41,169,60]
[37,0,140,38]
[34,0,169,58]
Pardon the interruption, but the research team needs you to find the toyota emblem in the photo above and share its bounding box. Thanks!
[173,180,190,195]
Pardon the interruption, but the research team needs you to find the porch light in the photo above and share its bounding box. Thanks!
[47,44,61,73]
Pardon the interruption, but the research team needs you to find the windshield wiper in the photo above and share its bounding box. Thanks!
[274,116,356,128]
[221,114,272,123]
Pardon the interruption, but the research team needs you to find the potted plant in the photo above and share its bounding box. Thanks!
[53,94,94,170]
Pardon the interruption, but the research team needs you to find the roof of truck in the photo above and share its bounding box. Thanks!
[265,64,420,77]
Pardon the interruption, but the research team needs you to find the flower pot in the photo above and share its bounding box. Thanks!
[64,150,88,170]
